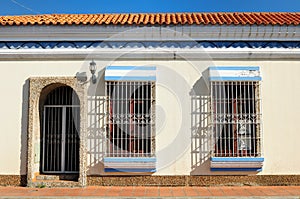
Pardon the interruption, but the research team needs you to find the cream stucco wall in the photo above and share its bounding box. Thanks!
[1,59,300,175]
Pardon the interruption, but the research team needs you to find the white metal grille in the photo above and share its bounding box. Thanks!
[42,86,80,173]
[210,81,262,157]
[106,81,155,157]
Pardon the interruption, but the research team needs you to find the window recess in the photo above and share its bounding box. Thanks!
[209,66,263,172]
[104,66,156,173]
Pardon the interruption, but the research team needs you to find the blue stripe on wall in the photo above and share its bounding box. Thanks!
[104,157,157,163]
[104,168,156,172]
[211,168,262,172]
[211,157,264,162]
[106,66,156,70]
[209,77,262,81]
[209,66,260,71]
[104,76,156,81]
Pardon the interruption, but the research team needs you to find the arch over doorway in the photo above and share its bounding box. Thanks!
[27,77,87,187]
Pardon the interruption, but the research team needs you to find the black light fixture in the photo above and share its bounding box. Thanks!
[89,59,97,84]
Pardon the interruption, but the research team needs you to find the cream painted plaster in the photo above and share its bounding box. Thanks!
[1,59,300,177]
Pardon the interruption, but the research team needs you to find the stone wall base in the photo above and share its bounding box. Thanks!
[0,175,27,186]
[1,175,300,187]
[87,175,300,187]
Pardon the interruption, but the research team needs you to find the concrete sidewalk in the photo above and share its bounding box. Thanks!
[0,186,300,198]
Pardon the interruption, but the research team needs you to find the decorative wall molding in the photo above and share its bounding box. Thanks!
[0,41,299,50]
[1,41,300,60]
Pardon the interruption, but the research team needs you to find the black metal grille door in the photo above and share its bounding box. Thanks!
[42,86,80,173]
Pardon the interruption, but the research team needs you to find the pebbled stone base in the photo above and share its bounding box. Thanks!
[1,175,300,187]
[87,175,300,187]
[0,175,27,186]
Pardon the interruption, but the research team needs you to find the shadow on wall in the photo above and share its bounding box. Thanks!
[190,74,212,175]
[86,68,106,175]
[20,79,29,186]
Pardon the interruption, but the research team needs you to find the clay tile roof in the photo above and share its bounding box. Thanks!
[0,12,299,26]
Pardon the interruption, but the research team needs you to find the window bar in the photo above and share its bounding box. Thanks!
[141,83,143,156]
[42,107,46,172]
[248,81,252,156]
[239,82,242,156]
[242,82,245,156]
[137,82,140,156]
[117,82,120,157]
[225,82,229,157]
[214,82,217,156]
[135,82,138,156]
[75,107,79,170]
[115,83,118,157]
[144,82,147,156]
[120,82,123,157]
[140,82,143,156]
[69,107,72,171]
[219,82,222,156]
[129,82,133,157]
[243,82,246,155]
[253,81,256,156]
[46,107,50,171]
[151,82,155,157]
[49,108,51,171]
[255,82,259,156]
[73,107,77,171]
[150,83,152,157]
[109,83,113,157]
[111,83,114,157]
[53,107,57,171]
[125,81,128,157]
[229,82,232,156]
[55,107,59,171]
[224,82,227,156]
[61,107,66,172]
[134,82,137,156]
[49,107,52,171]
[48,107,50,172]
[211,82,214,157]
[215,82,218,157]
[53,107,56,171]
[66,96,69,172]
[71,107,74,171]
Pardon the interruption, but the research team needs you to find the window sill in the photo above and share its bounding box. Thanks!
[103,157,156,173]
[210,157,264,172]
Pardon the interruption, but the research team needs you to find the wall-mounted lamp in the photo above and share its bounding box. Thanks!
[89,60,97,84]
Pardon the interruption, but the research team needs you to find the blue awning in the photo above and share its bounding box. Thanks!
[209,66,262,81]
[105,66,156,81]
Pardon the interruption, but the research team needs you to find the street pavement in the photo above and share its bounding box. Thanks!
[0,185,300,198]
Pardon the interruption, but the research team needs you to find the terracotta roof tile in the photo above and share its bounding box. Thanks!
[138,14,144,24]
[0,13,299,26]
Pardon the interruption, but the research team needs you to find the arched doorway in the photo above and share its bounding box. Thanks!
[41,86,80,174]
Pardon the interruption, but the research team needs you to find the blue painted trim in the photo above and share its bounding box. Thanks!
[211,157,264,162]
[106,66,156,70]
[209,77,262,81]
[209,66,260,71]
[1,41,299,50]
[104,168,156,172]
[104,157,156,163]
[104,76,156,81]
[211,168,262,172]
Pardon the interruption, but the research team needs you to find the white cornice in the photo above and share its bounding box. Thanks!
[0,25,299,41]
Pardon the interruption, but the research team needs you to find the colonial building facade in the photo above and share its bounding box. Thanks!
[0,13,300,187]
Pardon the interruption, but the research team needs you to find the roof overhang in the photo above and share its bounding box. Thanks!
[0,24,299,41]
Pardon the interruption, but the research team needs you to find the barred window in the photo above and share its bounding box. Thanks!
[210,81,262,157]
[106,81,155,157]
